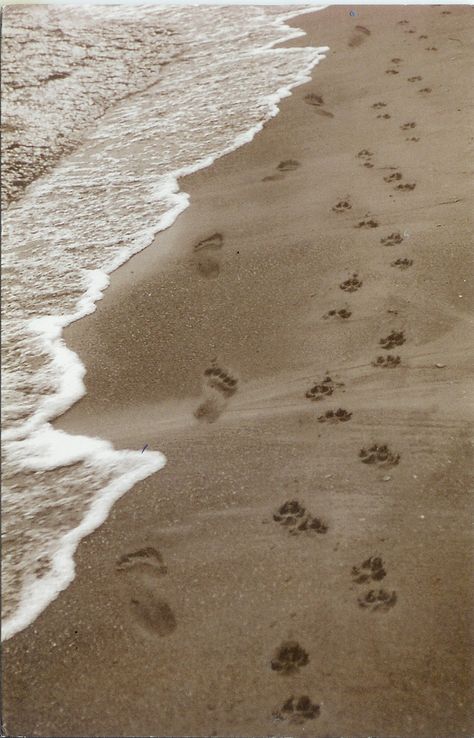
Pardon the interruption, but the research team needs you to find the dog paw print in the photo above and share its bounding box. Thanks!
[340,273,363,292]
[358,589,397,612]
[425,46,438,51]
[271,641,309,674]
[372,354,401,368]
[418,87,432,94]
[377,113,391,119]
[332,198,352,213]
[273,696,321,725]
[408,76,422,82]
[359,444,400,467]
[356,217,379,228]
[305,374,343,401]
[395,183,416,191]
[318,408,352,423]
[372,102,387,109]
[385,69,399,75]
[400,122,416,130]
[406,137,420,142]
[273,500,328,536]
[380,232,403,246]
[351,556,387,584]
[391,257,413,269]
[323,308,352,320]
[380,330,405,349]
[391,57,403,64]
[277,159,301,172]
[397,20,409,25]
[419,34,428,39]
[384,172,402,183]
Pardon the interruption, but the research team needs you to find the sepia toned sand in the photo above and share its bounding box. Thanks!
[3,6,474,737]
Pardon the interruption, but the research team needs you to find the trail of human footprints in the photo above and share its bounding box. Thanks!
[114,16,443,723]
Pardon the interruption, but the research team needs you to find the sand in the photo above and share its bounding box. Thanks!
[3,6,474,737]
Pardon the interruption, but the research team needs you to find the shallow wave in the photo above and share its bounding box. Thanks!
[1,5,327,640]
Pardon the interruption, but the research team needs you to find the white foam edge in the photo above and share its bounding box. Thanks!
[2,9,328,640]
[1,434,166,641]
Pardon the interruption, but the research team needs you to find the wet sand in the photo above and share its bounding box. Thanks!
[3,6,474,737]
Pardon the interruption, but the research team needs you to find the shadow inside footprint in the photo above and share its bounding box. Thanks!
[271,641,309,674]
[304,93,324,106]
[359,444,400,467]
[129,590,177,637]
[358,589,397,612]
[273,696,321,725]
[351,556,386,584]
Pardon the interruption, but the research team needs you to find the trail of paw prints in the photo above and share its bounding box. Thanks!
[332,197,351,213]
[273,695,321,725]
[356,149,374,168]
[304,93,334,118]
[340,273,362,292]
[305,374,344,401]
[317,408,352,423]
[359,443,400,467]
[323,307,352,320]
[401,122,419,143]
[115,547,177,637]
[193,232,223,279]
[262,159,301,182]
[194,361,238,423]
[273,500,328,536]
[271,641,309,674]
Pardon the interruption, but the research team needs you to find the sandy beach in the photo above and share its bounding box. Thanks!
[3,6,474,737]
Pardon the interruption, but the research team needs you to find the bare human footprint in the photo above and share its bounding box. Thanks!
[351,556,386,584]
[359,444,400,467]
[273,696,321,725]
[372,355,401,368]
[340,273,362,292]
[391,257,413,269]
[277,159,301,172]
[194,362,238,422]
[116,547,167,576]
[271,642,309,674]
[304,93,324,107]
[130,590,177,636]
[380,330,405,349]
[317,408,352,423]
[193,232,224,279]
[358,589,397,612]
[305,374,344,401]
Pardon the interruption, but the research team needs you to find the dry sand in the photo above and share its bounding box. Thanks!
[3,6,474,737]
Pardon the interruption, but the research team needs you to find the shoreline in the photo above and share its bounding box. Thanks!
[4,6,474,737]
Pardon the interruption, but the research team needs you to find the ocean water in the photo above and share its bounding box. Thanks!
[1,4,327,640]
